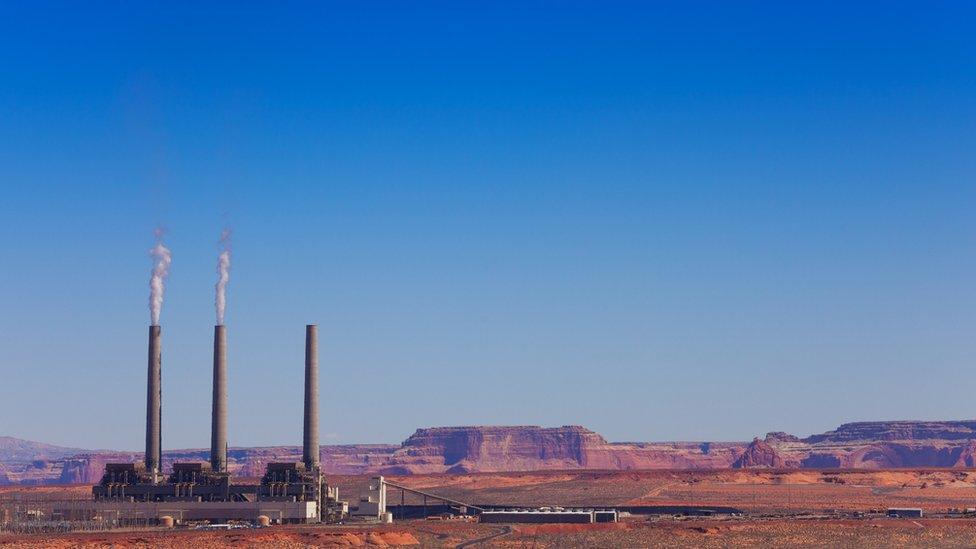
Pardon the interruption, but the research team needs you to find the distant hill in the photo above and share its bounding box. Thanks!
[0,436,88,463]
[0,437,91,484]
[9,420,976,485]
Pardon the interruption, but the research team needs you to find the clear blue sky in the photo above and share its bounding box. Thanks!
[1,2,974,450]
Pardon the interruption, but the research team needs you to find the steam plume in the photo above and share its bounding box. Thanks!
[215,229,232,325]
[148,228,172,326]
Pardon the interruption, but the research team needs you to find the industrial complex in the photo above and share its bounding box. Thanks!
[90,323,345,524]
[74,320,617,529]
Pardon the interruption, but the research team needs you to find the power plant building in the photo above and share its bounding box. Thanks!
[92,324,345,524]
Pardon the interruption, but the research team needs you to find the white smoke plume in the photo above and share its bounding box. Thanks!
[215,229,232,325]
[148,228,172,326]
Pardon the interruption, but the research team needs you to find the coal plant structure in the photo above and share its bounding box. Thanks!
[303,324,319,471]
[145,325,162,480]
[92,324,344,523]
[255,325,328,503]
[211,324,228,473]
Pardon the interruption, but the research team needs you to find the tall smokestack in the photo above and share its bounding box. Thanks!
[210,325,228,472]
[146,325,162,476]
[303,324,319,470]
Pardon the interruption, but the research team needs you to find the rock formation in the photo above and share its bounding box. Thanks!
[764,432,800,443]
[732,438,786,469]
[11,420,976,484]
[376,426,606,474]
[803,421,976,444]
[953,442,976,467]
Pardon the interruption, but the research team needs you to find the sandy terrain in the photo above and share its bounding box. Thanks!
[510,518,976,548]
[376,468,976,512]
[0,526,423,548]
[7,469,976,547]
[7,518,976,548]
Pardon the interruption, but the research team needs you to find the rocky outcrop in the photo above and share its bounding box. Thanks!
[803,421,976,444]
[765,432,800,443]
[60,455,114,484]
[732,438,787,469]
[953,442,976,468]
[321,445,401,475]
[377,426,752,474]
[378,426,607,474]
[800,453,842,468]
[13,420,976,484]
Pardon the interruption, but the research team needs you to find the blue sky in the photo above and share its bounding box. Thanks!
[0,2,974,450]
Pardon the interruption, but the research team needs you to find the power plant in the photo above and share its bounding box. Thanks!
[91,323,346,523]
[211,324,227,474]
[145,325,162,480]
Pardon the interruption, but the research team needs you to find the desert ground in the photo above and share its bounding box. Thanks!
[7,519,976,548]
[7,469,976,547]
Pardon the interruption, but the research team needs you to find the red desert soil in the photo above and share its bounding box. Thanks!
[7,519,976,548]
[373,468,976,512]
[11,469,976,512]
[0,527,421,548]
[9,469,976,547]
[511,518,976,548]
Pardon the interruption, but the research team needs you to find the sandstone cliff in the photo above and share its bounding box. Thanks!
[804,421,976,444]
[377,426,607,474]
[11,420,976,484]
[732,438,787,468]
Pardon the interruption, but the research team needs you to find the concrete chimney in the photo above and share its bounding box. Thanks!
[210,325,228,473]
[145,325,162,476]
[303,324,319,470]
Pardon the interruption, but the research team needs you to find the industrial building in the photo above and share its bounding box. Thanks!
[479,508,618,524]
[92,324,346,524]
[349,476,388,520]
[54,500,319,524]
[887,508,924,518]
